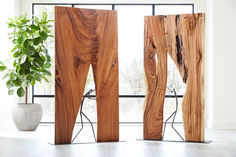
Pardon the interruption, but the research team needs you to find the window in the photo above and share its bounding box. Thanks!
[32,3,193,123]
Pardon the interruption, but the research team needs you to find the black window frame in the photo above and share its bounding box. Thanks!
[31,2,194,124]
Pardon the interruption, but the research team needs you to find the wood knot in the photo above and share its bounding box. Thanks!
[149,53,153,59]
[55,69,59,76]
[112,61,116,66]
[104,82,108,86]
[188,128,192,134]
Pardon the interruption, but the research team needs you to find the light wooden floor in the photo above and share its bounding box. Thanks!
[0,124,236,157]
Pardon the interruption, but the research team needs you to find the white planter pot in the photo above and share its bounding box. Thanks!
[12,103,42,131]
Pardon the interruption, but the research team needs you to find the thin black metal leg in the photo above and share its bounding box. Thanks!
[171,89,184,141]
[162,111,176,140]
[81,112,96,142]
[72,89,96,143]
[72,97,85,143]
[162,87,184,141]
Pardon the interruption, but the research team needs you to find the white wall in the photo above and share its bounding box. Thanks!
[0,0,18,129]
[212,0,236,129]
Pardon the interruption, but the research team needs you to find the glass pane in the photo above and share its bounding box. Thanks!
[164,97,183,122]
[116,5,152,95]
[166,55,186,95]
[34,98,54,122]
[34,5,57,20]
[76,98,97,122]
[83,66,96,94]
[120,98,144,122]
[36,95,97,123]
[74,5,112,10]
[33,5,64,95]
[155,5,193,15]
[37,96,183,123]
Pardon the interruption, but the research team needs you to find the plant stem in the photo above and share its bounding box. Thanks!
[25,87,28,104]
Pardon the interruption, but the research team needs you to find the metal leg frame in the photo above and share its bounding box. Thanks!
[72,89,97,143]
[162,87,184,141]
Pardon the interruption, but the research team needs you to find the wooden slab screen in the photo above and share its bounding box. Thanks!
[143,16,167,140]
[55,6,119,144]
[144,13,205,142]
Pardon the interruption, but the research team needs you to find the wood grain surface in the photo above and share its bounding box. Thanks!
[143,16,167,140]
[55,6,119,144]
[165,14,205,142]
[144,13,205,142]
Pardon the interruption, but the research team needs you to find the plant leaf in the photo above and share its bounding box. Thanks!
[5,11,52,95]
[0,61,6,72]
[0,61,7,71]
[26,74,33,81]
[17,64,21,72]
[33,37,42,45]
[8,89,15,95]
[12,77,22,86]
[40,31,48,40]
[30,24,39,30]
[20,55,27,64]
[0,66,6,71]
[11,45,18,53]
[34,73,41,81]
[17,87,25,97]
[42,69,51,76]
[13,51,22,58]
[23,39,33,47]
[43,62,51,69]
[17,37,23,44]
[19,60,30,75]
[9,72,17,80]
[2,73,10,80]
[31,80,36,86]
[42,75,49,82]
[6,80,14,89]
[26,46,35,56]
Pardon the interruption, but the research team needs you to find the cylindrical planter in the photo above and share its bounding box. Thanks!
[12,103,42,131]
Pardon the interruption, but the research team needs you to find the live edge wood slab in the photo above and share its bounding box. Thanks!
[144,16,168,140]
[55,6,119,144]
[144,13,205,142]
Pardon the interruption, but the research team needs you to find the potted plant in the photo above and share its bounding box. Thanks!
[0,12,53,131]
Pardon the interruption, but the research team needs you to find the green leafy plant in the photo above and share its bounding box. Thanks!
[0,12,53,103]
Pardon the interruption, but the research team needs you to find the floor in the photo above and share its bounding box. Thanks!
[0,124,236,157]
